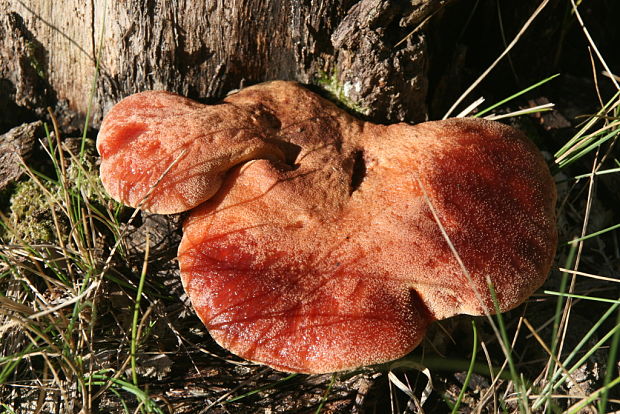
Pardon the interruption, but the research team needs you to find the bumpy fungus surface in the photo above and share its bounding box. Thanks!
[97,81,557,374]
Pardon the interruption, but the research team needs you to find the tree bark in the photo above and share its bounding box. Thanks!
[0,0,453,132]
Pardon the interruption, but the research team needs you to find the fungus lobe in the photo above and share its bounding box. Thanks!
[97,81,557,374]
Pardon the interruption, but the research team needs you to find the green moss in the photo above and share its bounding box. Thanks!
[314,69,368,115]
[1,137,117,246]
[66,138,108,199]
[25,40,46,80]
[7,180,59,244]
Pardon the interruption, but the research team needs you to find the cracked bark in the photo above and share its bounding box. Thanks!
[0,0,453,131]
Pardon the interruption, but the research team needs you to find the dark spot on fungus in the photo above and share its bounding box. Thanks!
[349,149,366,194]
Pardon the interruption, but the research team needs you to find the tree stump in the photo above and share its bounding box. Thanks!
[0,0,455,132]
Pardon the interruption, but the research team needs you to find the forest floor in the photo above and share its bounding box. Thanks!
[1,2,620,414]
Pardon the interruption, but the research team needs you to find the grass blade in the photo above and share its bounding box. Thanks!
[451,321,478,414]
[598,306,620,413]
[543,292,619,305]
[131,233,150,387]
[567,223,620,243]
[474,73,559,118]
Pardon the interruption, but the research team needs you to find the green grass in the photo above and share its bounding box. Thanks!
[449,321,478,414]
[1,1,620,413]
[0,117,153,411]
[472,73,560,118]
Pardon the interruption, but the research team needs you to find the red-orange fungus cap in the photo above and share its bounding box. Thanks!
[97,81,557,374]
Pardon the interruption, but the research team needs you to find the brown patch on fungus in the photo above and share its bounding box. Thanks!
[97,81,557,374]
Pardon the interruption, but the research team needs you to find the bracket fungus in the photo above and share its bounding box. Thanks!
[97,81,557,374]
